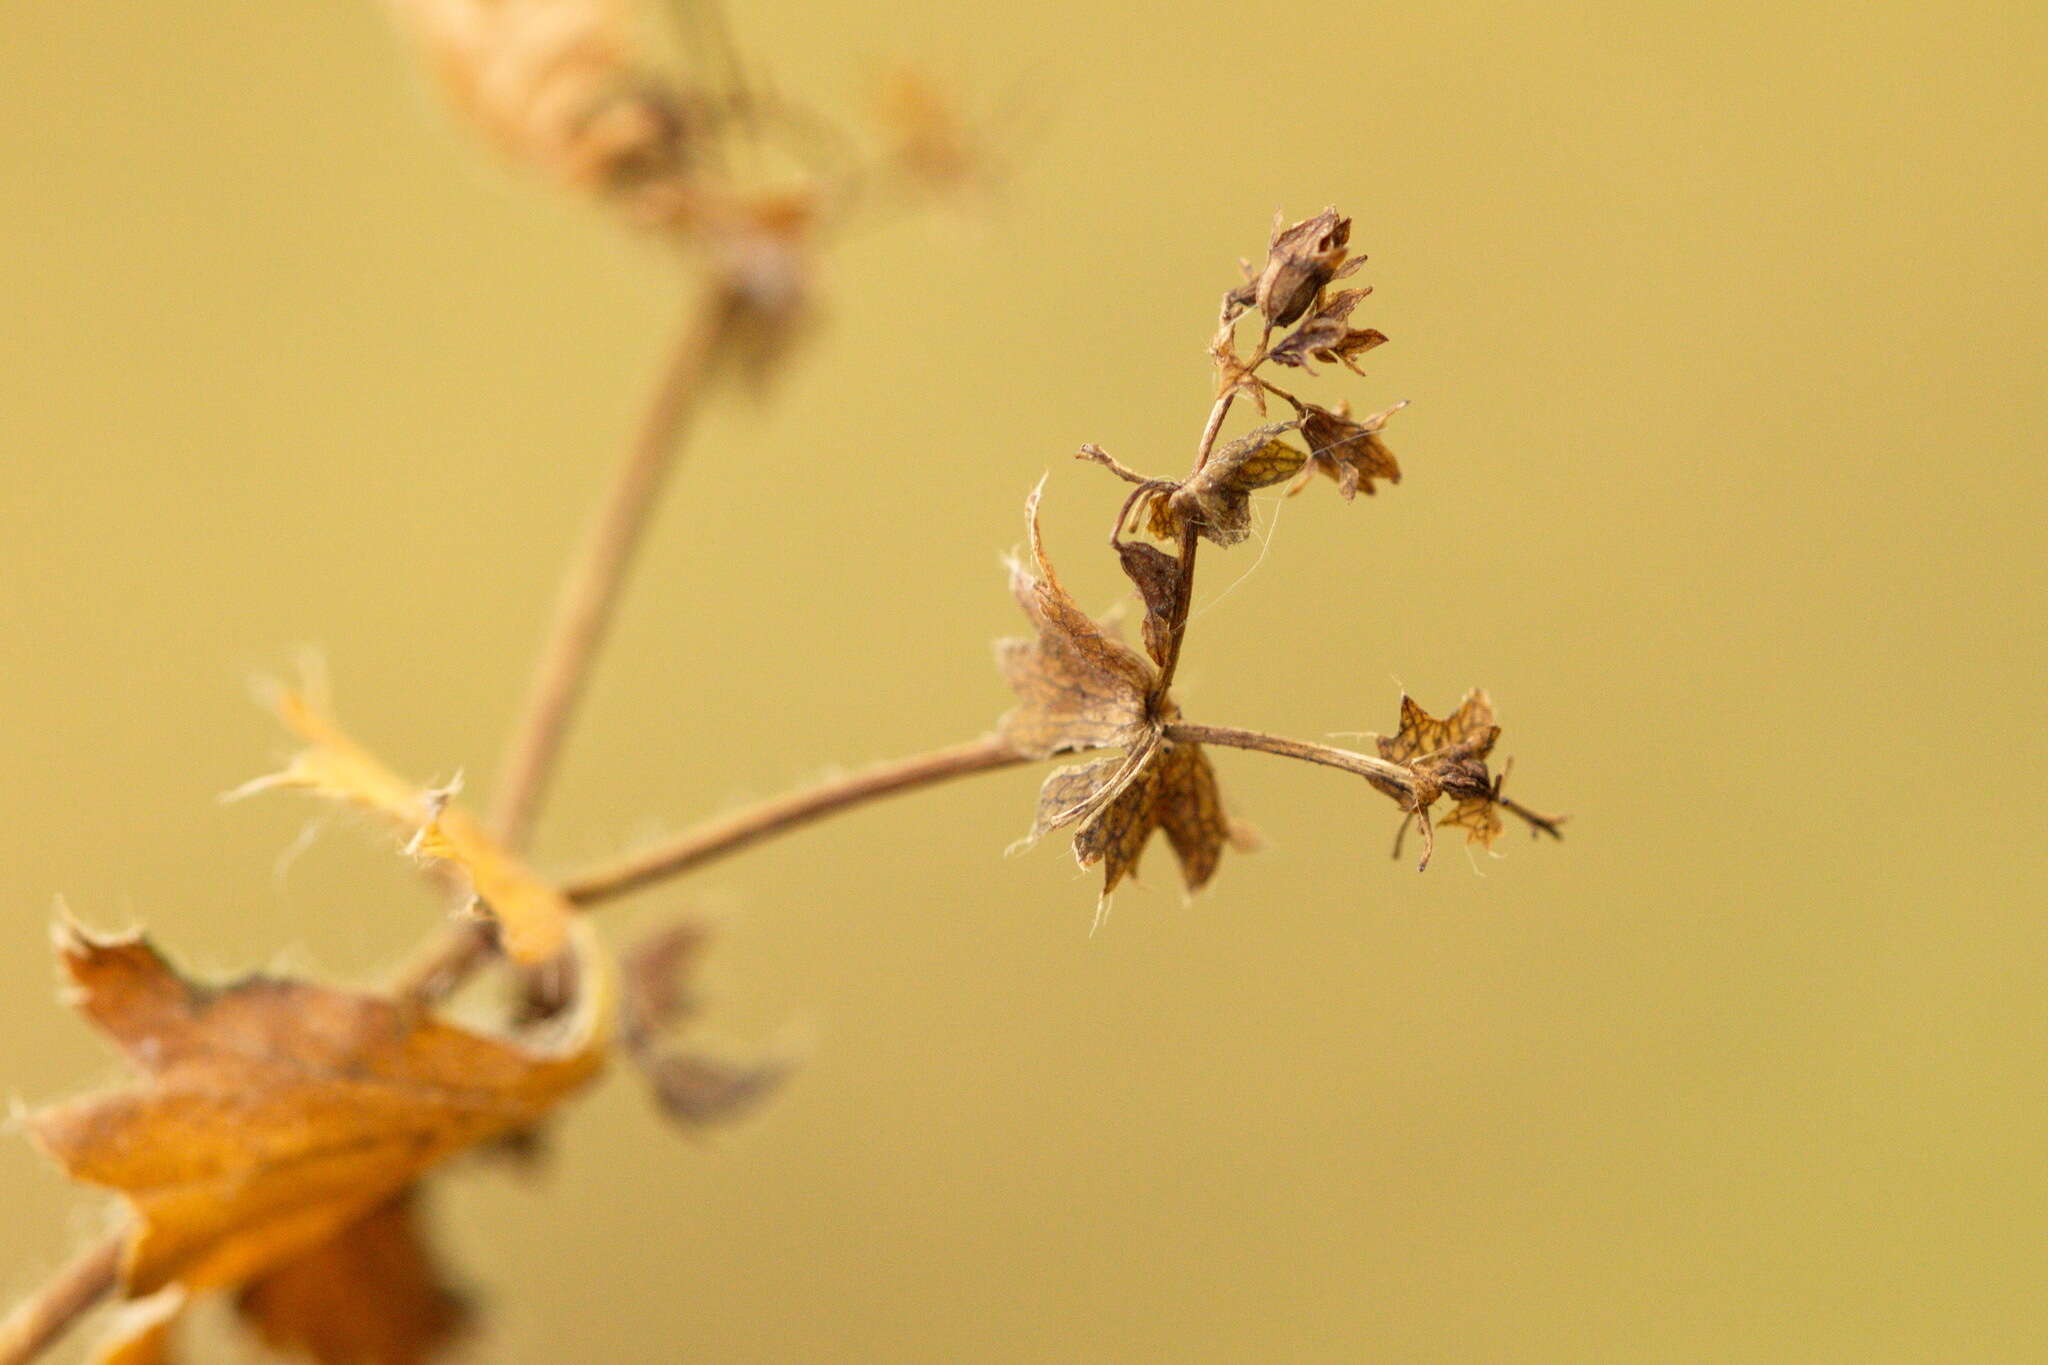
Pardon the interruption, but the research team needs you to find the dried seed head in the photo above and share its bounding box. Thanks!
[1239,208,1359,328]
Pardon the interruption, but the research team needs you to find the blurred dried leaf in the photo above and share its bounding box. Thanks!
[25,920,609,1315]
[231,687,572,965]
[621,924,790,1129]
[235,1195,469,1365]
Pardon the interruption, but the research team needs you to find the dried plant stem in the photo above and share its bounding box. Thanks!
[487,283,746,853]
[560,734,1027,905]
[393,734,1028,1002]
[0,1234,120,1365]
[1150,389,1236,700]
[1162,722,1414,790]
[393,284,746,1006]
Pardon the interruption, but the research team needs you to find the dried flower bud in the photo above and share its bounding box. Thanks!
[1244,208,1359,328]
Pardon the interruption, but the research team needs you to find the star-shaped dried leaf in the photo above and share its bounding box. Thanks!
[230,687,571,965]
[1291,400,1405,500]
[620,923,791,1130]
[25,919,610,1308]
[1269,287,1387,375]
[1367,690,1503,864]
[1228,207,1364,328]
[996,482,1158,758]
[235,1194,470,1365]
[1145,425,1308,547]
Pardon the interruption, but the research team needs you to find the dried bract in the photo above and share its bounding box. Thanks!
[1291,399,1405,500]
[1147,425,1308,546]
[996,482,1157,759]
[1269,288,1387,374]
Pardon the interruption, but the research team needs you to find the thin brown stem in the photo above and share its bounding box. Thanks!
[0,1234,120,1365]
[1162,721,1414,792]
[1150,388,1236,701]
[1499,796,1567,840]
[486,283,745,853]
[391,734,1029,1002]
[560,734,1028,905]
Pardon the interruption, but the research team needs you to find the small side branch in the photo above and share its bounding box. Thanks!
[1164,721,1414,792]
[0,1234,121,1365]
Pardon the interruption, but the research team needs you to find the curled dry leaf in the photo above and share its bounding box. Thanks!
[24,919,611,1359]
[231,686,572,965]
[1145,425,1308,547]
[1291,399,1405,500]
[235,1194,469,1365]
[997,485,1249,916]
[620,923,791,1129]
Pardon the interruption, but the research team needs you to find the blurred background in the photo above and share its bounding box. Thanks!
[2,1,2043,1360]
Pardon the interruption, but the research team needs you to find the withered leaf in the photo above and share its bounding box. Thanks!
[235,1194,469,1365]
[1292,400,1404,500]
[25,919,610,1309]
[231,687,572,965]
[996,481,1158,759]
[1269,287,1386,374]
[1148,424,1308,547]
[620,923,790,1129]
[1114,539,1183,666]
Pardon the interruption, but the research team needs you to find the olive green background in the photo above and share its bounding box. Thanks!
[3,2,2043,1361]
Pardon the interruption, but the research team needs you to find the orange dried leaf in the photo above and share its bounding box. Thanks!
[235,1194,469,1365]
[25,919,610,1304]
[235,687,572,965]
